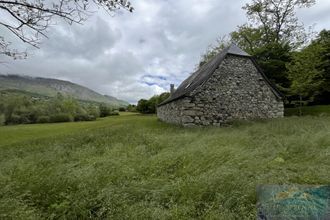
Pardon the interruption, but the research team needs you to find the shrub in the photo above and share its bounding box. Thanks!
[0,114,5,126]
[99,104,112,117]
[50,114,73,123]
[87,115,97,121]
[27,112,39,124]
[119,107,126,112]
[74,114,87,122]
[137,99,149,113]
[109,111,120,116]
[74,114,96,122]
[87,106,100,118]
[19,115,31,124]
[137,92,170,114]
[7,114,21,125]
[127,104,137,112]
[0,93,103,125]
[36,116,50,124]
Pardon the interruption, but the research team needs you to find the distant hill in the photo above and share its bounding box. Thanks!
[0,75,129,107]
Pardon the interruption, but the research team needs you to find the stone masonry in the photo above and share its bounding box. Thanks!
[157,50,284,126]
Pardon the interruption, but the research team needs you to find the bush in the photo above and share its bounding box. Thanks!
[36,116,50,124]
[0,93,104,125]
[87,106,100,118]
[137,99,149,114]
[109,111,120,116]
[119,107,126,112]
[137,92,170,114]
[50,114,73,123]
[7,114,21,125]
[74,114,96,122]
[19,115,31,124]
[99,104,112,117]
[87,115,97,121]
[127,104,137,112]
[0,114,5,126]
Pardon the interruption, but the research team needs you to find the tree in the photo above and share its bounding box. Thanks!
[136,99,149,114]
[99,103,112,117]
[87,104,100,117]
[287,43,324,103]
[0,0,134,58]
[148,96,160,113]
[158,92,170,104]
[230,26,293,89]
[236,0,316,86]
[198,37,230,68]
[243,0,315,47]
[61,97,81,116]
[198,0,317,94]
[126,104,137,112]
[230,25,265,54]
[0,113,5,125]
[314,30,330,104]
[287,29,330,105]
[48,92,65,115]
[136,92,170,114]
[239,0,316,89]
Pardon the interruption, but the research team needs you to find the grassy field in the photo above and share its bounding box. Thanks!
[0,112,329,219]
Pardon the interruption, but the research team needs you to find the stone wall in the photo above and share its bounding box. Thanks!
[157,55,284,126]
[156,98,188,125]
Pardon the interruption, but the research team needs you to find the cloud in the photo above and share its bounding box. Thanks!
[0,0,329,104]
[297,0,330,29]
[43,18,122,60]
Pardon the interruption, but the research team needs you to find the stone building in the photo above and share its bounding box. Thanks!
[157,44,284,126]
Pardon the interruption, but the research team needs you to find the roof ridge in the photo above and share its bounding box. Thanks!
[227,43,251,57]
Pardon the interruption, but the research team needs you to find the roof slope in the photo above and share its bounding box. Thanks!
[158,44,282,106]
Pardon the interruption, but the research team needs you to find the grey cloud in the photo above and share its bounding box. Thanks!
[42,17,122,59]
[297,0,330,30]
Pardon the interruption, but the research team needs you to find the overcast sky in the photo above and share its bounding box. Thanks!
[1,0,330,103]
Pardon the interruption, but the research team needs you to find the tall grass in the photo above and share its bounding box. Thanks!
[0,114,329,219]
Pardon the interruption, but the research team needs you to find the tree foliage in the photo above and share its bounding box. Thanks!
[136,99,149,114]
[316,30,330,104]
[0,113,5,125]
[232,0,316,92]
[243,0,315,47]
[0,0,133,58]
[137,92,170,114]
[253,42,292,88]
[287,30,330,104]
[198,37,230,68]
[287,44,323,100]
[198,0,321,102]
[230,25,264,54]
[0,90,121,125]
[230,26,293,89]
[126,104,137,112]
[99,103,113,117]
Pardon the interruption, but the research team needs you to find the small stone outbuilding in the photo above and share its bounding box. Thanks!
[157,44,284,126]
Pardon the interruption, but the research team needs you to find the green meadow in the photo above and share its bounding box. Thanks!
[0,111,329,219]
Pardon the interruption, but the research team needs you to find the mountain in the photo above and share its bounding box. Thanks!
[0,75,129,107]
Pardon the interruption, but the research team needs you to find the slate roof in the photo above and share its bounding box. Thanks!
[158,44,283,106]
